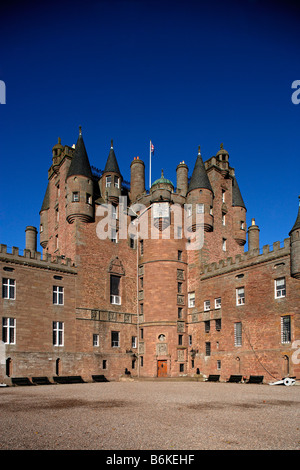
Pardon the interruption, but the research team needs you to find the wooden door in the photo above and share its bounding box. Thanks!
[157,360,167,377]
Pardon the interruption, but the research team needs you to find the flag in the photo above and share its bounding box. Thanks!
[151,142,154,154]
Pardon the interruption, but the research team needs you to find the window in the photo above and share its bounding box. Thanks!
[111,204,117,219]
[215,318,222,331]
[93,334,99,346]
[111,228,118,243]
[178,282,183,293]
[204,320,210,333]
[140,240,144,255]
[53,286,64,305]
[179,364,184,372]
[111,331,120,347]
[102,360,107,369]
[222,212,226,226]
[275,278,286,298]
[132,336,137,348]
[281,316,291,344]
[189,335,192,346]
[217,360,221,370]
[222,238,227,251]
[188,292,195,308]
[2,318,16,344]
[106,176,111,187]
[234,322,242,346]
[140,356,144,367]
[140,277,144,289]
[110,275,121,304]
[215,297,221,309]
[197,203,204,214]
[72,192,79,202]
[236,287,245,305]
[114,176,119,188]
[222,190,225,202]
[2,278,15,299]
[86,193,92,204]
[205,342,211,356]
[53,321,64,346]
[178,334,183,345]
[140,303,144,315]
[241,221,245,230]
[178,307,183,319]
[204,300,210,311]
[140,328,144,339]
[178,250,182,261]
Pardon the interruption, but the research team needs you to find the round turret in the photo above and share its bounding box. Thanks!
[150,170,174,202]
[176,161,188,196]
[232,176,247,246]
[247,218,260,252]
[289,196,300,279]
[130,156,145,202]
[100,140,122,204]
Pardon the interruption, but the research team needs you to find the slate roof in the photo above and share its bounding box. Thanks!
[232,176,246,209]
[289,198,300,234]
[187,150,213,194]
[67,129,93,179]
[104,140,122,177]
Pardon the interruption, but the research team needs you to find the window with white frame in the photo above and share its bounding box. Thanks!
[222,212,226,226]
[215,297,221,309]
[2,317,16,344]
[114,176,119,188]
[188,292,195,308]
[197,203,204,214]
[281,316,291,344]
[111,331,120,347]
[236,287,245,305]
[222,238,227,251]
[132,336,137,348]
[2,278,15,299]
[93,334,99,346]
[72,191,79,202]
[53,286,64,305]
[234,322,242,346]
[204,300,210,311]
[53,321,64,346]
[110,275,121,304]
[275,278,286,299]
[222,189,225,202]
[106,175,111,187]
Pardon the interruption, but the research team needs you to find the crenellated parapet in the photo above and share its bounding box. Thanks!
[201,238,290,279]
[0,244,77,273]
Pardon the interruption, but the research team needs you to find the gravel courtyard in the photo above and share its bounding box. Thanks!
[0,380,299,450]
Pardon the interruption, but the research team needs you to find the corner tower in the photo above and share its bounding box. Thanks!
[289,196,300,279]
[100,140,122,204]
[66,127,94,224]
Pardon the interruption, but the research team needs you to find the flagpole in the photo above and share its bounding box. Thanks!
[149,140,151,189]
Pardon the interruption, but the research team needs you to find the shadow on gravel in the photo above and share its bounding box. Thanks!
[0,399,129,412]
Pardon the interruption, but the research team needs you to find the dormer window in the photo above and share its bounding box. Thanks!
[106,176,111,188]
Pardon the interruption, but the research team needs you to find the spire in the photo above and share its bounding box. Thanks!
[232,176,246,209]
[67,126,93,179]
[289,196,300,235]
[104,139,122,176]
[187,146,213,193]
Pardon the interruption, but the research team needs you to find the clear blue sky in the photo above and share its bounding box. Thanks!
[0,0,299,252]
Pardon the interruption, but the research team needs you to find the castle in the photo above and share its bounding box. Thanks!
[1,127,299,384]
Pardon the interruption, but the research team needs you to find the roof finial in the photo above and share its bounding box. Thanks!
[161,169,164,178]
[111,139,113,149]
[79,125,82,136]
[198,145,201,156]
[220,143,223,149]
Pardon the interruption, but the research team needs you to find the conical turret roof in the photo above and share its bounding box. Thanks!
[187,147,213,194]
[289,197,300,235]
[232,176,246,209]
[67,127,93,179]
[40,182,50,212]
[104,140,122,177]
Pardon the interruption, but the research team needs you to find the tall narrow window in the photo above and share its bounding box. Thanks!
[72,192,79,202]
[236,287,245,305]
[53,286,64,305]
[178,250,182,261]
[215,297,221,309]
[222,238,227,251]
[234,322,242,346]
[2,318,16,344]
[205,342,211,356]
[188,292,195,308]
[204,300,210,311]
[281,316,291,344]
[110,275,121,304]
[106,176,111,187]
[275,278,286,298]
[93,334,99,346]
[140,240,144,255]
[2,278,15,299]
[111,331,120,347]
[114,176,119,188]
[53,321,64,346]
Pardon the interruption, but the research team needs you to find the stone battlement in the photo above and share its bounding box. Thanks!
[202,238,290,279]
[0,244,77,273]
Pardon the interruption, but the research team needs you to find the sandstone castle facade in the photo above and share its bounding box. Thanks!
[1,128,299,384]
